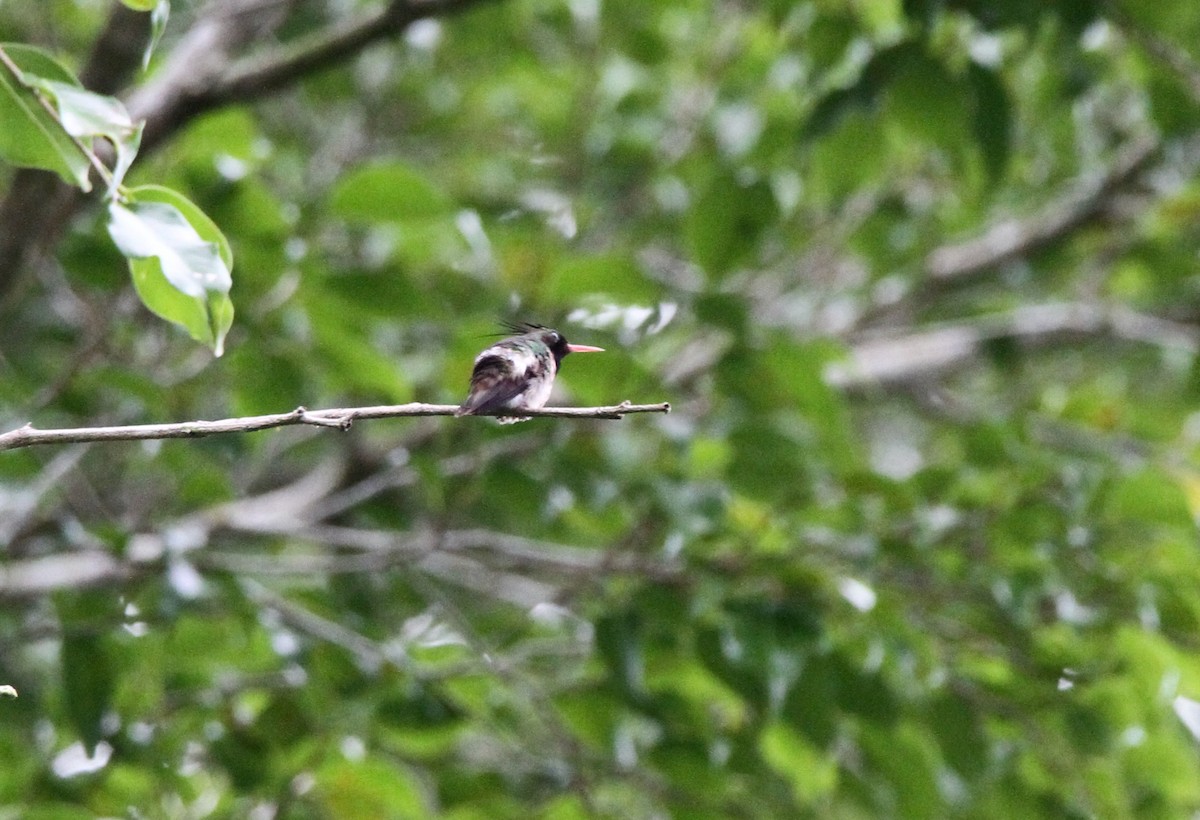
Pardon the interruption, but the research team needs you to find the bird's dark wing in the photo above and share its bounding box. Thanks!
[456,353,529,416]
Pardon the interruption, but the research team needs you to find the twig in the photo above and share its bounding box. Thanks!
[0,445,91,544]
[0,519,685,599]
[0,401,671,452]
[241,578,401,672]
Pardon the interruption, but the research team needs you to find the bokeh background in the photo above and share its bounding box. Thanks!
[4,0,1200,816]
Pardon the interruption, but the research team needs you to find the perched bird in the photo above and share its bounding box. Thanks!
[456,323,603,423]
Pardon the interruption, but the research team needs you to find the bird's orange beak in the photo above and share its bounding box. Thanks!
[567,344,604,353]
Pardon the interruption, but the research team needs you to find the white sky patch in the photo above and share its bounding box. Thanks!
[968,32,1003,66]
[52,741,113,778]
[168,558,207,600]
[567,303,673,338]
[270,628,300,657]
[600,55,645,103]
[340,735,366,762]
[405,19,442,51]
[1081,19,1112,52]
[713,102,763,158]
[214,154,248,181]
[568,0,600,28]
[1053,589,1095,625]
[838,576,877,612]
[871,437,923,479]
[1174,696,1200,742]
[521,189,577,239]
[455,209,493,271]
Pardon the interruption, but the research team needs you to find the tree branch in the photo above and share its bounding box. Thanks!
[129,0,500,151]
[923,135,1159,284]
[1114,9,1200,105]
[0,522,684,600]
[827,301,1199,390]
[0,401,671,452]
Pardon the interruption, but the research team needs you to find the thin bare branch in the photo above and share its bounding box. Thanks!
[241,578,401,671]
[0,401,671,452]
[0,550,135,597]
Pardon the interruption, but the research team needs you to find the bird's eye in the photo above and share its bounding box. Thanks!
[548,331,560,344]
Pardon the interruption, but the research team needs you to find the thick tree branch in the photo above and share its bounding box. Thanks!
[923,135,1159,284]
[130,0,500,151]
[0,401,671,452]
[827,301,1198,390]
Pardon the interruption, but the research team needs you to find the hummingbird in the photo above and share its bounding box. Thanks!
[456,323,604,423]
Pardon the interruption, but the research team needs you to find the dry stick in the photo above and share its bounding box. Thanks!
[0,401,671,452]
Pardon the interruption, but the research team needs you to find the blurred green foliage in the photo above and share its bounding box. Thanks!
[3,0,1200,817]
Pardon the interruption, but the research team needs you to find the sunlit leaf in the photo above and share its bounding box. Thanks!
[108,184,234,354]
[759,721,838,803]
[27,77,142,190]
[545,253,659,302]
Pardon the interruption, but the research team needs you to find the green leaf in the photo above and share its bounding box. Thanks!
[62,635,114,755]
[1104,468,1192,528]
[316,757,427,818]
[120,0,160,9]
[802,42,919,141]
[27,77,143,190]
[108,185,235,355]
[0,43,93,190]
[545,253,659,302]
[759,721,838,803]
[684,172,777,277]
[145,1,171,69]
[330,161,452,222]
[967,61,1012,183]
